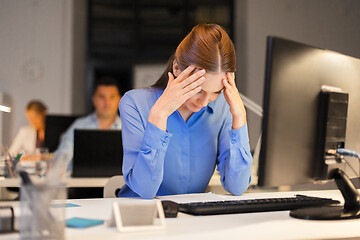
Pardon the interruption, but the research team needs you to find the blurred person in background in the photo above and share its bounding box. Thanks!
[56,77,122,172]
[9,100,47,157]
[55,77,121,199]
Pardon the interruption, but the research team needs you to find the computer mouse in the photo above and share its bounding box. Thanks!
[161,200,179,218]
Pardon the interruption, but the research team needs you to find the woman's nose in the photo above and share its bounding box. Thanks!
[198,94,210,107]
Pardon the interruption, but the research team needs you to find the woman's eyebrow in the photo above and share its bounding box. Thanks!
[202,87,225,94]
[214,87,225,93]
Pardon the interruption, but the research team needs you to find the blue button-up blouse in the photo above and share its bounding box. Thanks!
[118,87,252,199]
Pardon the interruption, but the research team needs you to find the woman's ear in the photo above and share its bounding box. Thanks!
[172,60,181,77]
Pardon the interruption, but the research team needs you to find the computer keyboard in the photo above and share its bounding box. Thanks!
[175,194,340,216]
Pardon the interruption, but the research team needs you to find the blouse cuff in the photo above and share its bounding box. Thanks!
[229,122,250,149]
[141,121,172,152]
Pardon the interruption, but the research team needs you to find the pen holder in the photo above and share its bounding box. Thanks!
[4,159,17,178]
[0,156,17,178]
[19,182,67,240]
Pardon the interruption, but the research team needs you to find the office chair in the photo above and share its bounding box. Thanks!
[103,175,124,198]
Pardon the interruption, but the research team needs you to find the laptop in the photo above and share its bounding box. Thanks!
[72,129,123,178]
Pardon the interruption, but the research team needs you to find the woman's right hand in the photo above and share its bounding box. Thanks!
[148,65,206,131]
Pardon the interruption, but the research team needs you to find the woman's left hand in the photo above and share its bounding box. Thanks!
[223,72,247,130]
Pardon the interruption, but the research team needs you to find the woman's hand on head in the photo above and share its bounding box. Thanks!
[222,72,247,130]
[148,65,206,131]
[162,66,206,116]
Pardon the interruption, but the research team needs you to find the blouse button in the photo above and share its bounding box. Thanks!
[231,139,236,144]
[162,141,167,147]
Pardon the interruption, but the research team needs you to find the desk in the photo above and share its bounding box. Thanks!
[1,189,360,240]
[0,177,125,200]
[0,177,112,188]
[0,173,222,199]
[0,175,219,189]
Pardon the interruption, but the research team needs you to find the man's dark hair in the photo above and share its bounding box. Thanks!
[93,76,121,95]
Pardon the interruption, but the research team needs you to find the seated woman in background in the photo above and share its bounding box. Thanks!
[9,100,47,157]
[118,24,252,199]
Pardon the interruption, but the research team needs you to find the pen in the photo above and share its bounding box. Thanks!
[5,148,15,177]
[16,152,23,160]
[5,160,14,177]
[0,145,5,155]
[12,152,22,171]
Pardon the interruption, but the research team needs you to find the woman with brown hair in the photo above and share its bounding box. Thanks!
[118,24,252,198]
[9,100,47,155]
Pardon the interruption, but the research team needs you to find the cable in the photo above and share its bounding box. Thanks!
[343,158,359,178]
[336,148,360,159]
[336,148,360,178]
[326,148,360,178]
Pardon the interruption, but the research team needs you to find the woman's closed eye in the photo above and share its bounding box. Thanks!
[197,88,223,96]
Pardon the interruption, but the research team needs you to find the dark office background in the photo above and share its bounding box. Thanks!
[85,0,234,113]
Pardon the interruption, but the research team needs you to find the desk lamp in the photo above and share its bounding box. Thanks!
[239,92,263,185]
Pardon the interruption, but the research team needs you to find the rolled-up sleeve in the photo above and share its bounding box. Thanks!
[119,93,172,199]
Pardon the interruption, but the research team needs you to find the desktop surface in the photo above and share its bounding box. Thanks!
[1,190,360,240]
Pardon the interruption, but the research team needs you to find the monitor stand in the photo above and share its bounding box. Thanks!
[290,168,360,220]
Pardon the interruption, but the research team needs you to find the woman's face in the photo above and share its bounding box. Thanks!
[173,61,228,113]
[183,71,226,113]
[26,109,45,130]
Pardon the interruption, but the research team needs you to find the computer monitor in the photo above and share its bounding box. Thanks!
[44,115,80,152]
[258,36,360,220]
